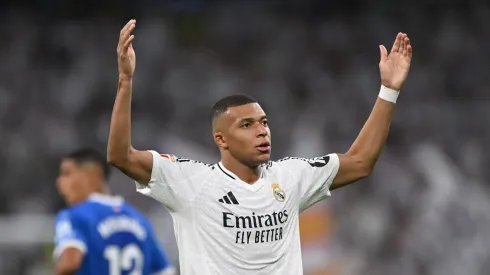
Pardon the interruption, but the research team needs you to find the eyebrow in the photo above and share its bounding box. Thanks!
[238,116,267,124]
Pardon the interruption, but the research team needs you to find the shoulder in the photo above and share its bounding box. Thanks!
[263,155,332,169]
[55,207,80,221]
[122,203,149,223]
[261,155,338,176]
[58,201,102,225]
[54,209,80,238]
[173,156,216,169]
[55,208,70,219]
[55,209,72,228]
[260,158,305,177]
[70,201,97,216]
[151,151,215,170]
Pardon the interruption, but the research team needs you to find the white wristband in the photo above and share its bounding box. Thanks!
[378,85,400,103]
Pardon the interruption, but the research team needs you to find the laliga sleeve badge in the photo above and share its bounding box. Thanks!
[272,183,286,202]
[160,154,176,162]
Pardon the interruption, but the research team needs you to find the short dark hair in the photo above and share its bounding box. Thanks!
[211,94,257,125]
[65,148,111,180]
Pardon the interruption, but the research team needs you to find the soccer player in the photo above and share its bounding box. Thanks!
[108,19,412,274]
[53,148,176,275]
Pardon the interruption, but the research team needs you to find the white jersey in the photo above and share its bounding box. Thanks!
[135,151,340,275]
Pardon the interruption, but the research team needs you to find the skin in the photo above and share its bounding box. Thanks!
[108,19,413,274]
[56,159,105,205]
[212,103,271,184]
[55,159,106,275]
[108,19,413,195]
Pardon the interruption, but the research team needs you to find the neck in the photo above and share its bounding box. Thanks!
[221,155,261,184]
[90,190,108,196]
[85,185,109,200]
[68,184,108,206]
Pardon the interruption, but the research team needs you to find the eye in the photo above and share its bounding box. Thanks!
[262,120,268,127]
[241,123,251,128]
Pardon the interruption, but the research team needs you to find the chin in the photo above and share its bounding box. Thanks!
[241,152,271,167]
[255,154,271,165]
[65,195,82,206]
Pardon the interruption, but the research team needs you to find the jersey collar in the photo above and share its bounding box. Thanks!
[217,162,237,180]
[217,162,265,192]
[88,193,124,207]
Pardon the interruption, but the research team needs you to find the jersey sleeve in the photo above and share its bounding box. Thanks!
[53,210,88,260]
[279,154,340,212]
[147,224,176,275]
[135,150,209,212]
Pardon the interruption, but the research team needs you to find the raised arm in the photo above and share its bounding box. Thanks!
[107,19,153,184]
[331,33,412,190]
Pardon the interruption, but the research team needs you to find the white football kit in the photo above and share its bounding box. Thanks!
[135,150,340,275]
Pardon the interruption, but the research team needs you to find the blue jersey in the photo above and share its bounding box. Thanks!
[53,194,175,275]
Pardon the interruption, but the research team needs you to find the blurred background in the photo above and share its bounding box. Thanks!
[1,0,490,274]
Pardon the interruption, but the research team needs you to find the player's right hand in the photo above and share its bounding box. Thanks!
[117,19,136,78]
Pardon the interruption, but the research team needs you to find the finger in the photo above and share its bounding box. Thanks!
[121,23,136,45]
[402,37,409,56]
[119,20,136,48]
[407,45,413,60]
[400,34,406,55]
[123,35,135,49]
[391,32,402,53]
[120,19,136,38]
[379,45,388,63]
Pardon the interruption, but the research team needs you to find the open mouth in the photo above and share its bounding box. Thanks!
[256,142,271,153]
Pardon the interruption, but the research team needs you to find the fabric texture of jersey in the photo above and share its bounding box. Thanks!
[136,151,340,275]
[53,194,175,275]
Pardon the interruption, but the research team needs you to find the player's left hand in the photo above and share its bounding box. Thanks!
[379,33,412,91]
[117,19,136,78]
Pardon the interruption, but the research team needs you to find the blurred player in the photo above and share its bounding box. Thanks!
[54,148,176,275]
[108,19,412,274]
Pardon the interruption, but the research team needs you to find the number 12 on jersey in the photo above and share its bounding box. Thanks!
[104,244,143,275]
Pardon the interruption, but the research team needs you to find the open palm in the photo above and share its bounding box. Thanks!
[117,19,136,77]
[379,33,412,91]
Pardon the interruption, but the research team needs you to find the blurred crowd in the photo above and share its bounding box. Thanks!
[1,1,490,274]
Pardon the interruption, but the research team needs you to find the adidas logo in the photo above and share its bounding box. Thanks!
[218,192,239,205]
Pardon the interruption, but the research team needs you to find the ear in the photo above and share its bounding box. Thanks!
[214,132,227,149]
[83,163,103,184]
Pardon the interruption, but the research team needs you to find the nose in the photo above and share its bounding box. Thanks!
[256,125,268,137]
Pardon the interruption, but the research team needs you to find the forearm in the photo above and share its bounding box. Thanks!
[107,75,134,164]
[54,250,82,275]
[55,266,76,275]
[346,96,395,171]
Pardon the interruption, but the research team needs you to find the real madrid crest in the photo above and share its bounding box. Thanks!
[272,183,286,202]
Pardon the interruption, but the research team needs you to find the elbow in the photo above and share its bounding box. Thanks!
[359,165,373,179]
[106,151,122,166]
[107,157,121,167]
[107,147,132,167]
[55,266,78,275]
[359,159,376,179]
[107,155,128,168]
[347,153,375,179]
[56,250,83,275]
